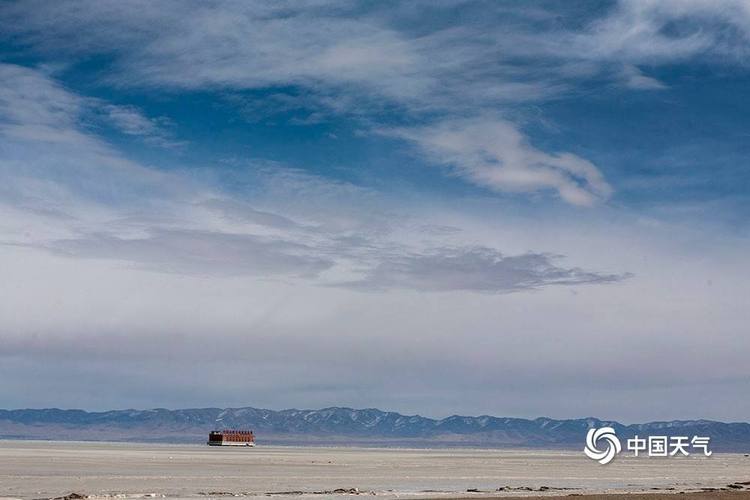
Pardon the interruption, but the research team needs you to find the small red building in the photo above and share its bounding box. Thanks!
[207,430,255,446]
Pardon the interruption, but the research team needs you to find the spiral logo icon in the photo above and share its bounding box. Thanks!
[584,427,621,464]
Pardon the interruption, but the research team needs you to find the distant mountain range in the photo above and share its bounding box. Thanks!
[2,407,750,451]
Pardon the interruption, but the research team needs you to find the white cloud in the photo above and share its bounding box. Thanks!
[3,1,749,103]
[7,0,746,208]
[387,117,612,206]
[0,64,85,146]
[44,229,334,277]
[0,220,748,420]
[338,246,628,292]
[569,0,750,64]
[0,63,621,286]
[98,103,185,148]
[1,4,750,419]
[0,63,182,230]
[619,64,667,90]
[101,104,159,136]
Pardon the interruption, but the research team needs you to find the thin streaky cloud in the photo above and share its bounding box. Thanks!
[337,247,630,293]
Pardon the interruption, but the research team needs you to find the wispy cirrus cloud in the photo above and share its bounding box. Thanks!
[338,247,629,293]
[385,118,612,206]
[566,0,750,64]
[0,67,173,223]
[4,1,747,103]
[34,227,628,293]
[618,64,667,90]
[0,62,627,291]
[97,103,185,148]
[5,1,747,208]
[44,228,334,278]
[5,1,745,208]
[0,1,607,206]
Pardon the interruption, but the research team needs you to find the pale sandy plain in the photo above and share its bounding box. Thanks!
[1,441,749,500]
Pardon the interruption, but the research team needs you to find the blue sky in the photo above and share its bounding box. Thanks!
[0,0,749,421]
